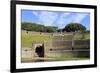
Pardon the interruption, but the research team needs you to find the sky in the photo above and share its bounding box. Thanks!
[21,10,90,30]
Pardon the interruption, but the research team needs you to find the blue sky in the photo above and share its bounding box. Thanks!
[21,10,90,30]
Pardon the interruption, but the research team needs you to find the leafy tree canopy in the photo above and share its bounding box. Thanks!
[22,22,87,33]
[63,23,86,32]
[21,22,58,33]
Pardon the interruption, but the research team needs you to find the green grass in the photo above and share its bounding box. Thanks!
[73,33,90,40]
[22,34,51,48]
[21,31,90,48]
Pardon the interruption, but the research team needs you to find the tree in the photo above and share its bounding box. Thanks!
[63,23,86,32]
[45,26,58,33]
[21,22,58,33]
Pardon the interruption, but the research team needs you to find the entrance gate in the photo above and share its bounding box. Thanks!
[33,44,44,57]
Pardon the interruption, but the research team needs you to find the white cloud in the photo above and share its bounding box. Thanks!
[32,11,39,17]
[55,13,72,28]
[38,11,58,26]
[56,12,89,28]
[31,11,89,28]
[72,13,89,23]
[60,13,71,18]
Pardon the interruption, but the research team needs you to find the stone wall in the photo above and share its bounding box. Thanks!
[21,49,33,60]
[45,50,90,58]
[21,40,90,60]
[44,40,90,58]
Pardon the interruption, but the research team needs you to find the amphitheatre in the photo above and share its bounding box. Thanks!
[21,30,90,63]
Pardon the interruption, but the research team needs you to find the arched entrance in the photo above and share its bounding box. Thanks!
[35,44,44,57]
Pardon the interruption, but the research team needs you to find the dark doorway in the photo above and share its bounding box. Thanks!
[35,44,44,57]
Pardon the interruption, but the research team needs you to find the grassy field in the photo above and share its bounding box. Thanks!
[22,34,51,48]
[73,32,90,40]
[21,31,90,48]
[21,31,90,62]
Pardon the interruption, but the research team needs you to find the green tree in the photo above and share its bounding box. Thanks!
[45,26,58,33]
[63,23,86,32]
[21,22,58,33]
[63,23,86,39]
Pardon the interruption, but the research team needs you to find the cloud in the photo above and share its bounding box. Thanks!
[32,11,40,17]
[55,12,89,28]
[60,13,71,18]
[72,13,89,23]
[32,11,59,26]
[56,13,71,24]
[55,13,72,28]
[31,11,89,28]
[38,11,58,26]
